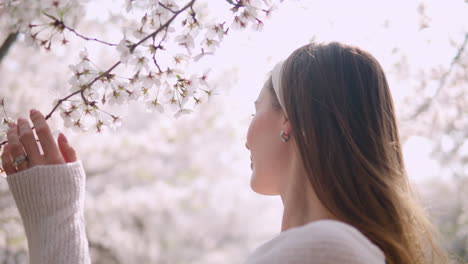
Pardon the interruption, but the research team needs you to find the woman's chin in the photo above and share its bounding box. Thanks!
[250,172,261,193]
[250,173,279,196]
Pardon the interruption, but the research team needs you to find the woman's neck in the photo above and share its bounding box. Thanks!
[280,158,335,232]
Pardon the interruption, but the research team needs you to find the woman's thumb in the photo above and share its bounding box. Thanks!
[58,132,78,163]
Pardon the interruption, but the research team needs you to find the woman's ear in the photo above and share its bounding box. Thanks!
[282,117,293,135]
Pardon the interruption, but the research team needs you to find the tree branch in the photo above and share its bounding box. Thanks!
[131,0,196,51]
[159,2,177,14]
[45,61,122,119]
[0,32,19,64]
[407,33,468,120]
[0,0,198,148]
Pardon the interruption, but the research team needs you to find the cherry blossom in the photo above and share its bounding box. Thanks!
[201,37,219,53]
[205,23,227,41]
[174,34,196,51]
[145,99,165,114]
[174,108,193,119]
[109,115,123,131]
[117,39,133,64]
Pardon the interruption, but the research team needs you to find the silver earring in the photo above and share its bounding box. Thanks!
[280,131,290,142]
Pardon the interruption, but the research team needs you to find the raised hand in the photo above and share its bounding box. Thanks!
[1,109,78,176]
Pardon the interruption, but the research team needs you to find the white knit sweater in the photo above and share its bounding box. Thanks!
[6,160,386,264]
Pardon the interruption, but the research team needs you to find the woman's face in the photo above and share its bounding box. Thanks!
[246,80,291,195]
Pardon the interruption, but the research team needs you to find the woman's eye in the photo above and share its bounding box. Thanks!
[251,114,255,117]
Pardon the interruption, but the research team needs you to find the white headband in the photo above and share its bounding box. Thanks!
[271,60,286,113]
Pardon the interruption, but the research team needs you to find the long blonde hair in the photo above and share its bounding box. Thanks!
[274,42,449,263]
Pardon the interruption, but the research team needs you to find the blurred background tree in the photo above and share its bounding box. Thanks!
[0,0,467,263]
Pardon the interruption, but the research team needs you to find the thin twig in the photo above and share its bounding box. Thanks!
[131,0,196,51]
[42,12,118,47]
[151,24,169,73]
[159,2,177,14]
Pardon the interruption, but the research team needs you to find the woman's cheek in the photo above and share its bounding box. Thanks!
[246,116,259,150]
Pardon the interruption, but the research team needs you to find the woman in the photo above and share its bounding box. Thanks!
[2,42,447,263]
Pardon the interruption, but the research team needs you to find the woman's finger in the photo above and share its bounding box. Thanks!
[18,117,44,167]
[6,123,29,171]
[58,133,78,163]
[1,144,17,175]
[29,109,64,165]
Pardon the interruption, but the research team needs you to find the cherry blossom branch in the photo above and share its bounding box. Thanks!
[42,12,118,47]
[0,0,198,148]
[46,0,196,117]
[225,0,245,10]
[0,60,122,149]
[151,26,169,73]
[53,61,122,117]
[407,33,468,120]
[159,2,177,14]
[0,32,19,64]
[130,0,196,51]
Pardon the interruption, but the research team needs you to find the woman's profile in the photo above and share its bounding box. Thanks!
[2,42,448,264]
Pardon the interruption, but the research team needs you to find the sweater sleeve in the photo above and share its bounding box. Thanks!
[6,160,91,264]
[244,220,385,264]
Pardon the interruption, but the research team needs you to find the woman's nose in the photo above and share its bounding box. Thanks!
[245,142,250,150]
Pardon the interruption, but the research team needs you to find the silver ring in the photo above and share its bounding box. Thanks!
[13,154,28,167]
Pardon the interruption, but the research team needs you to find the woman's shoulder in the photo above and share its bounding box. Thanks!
[290,219,385,256]
[244,219,385,264]
[289,219,380,246]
